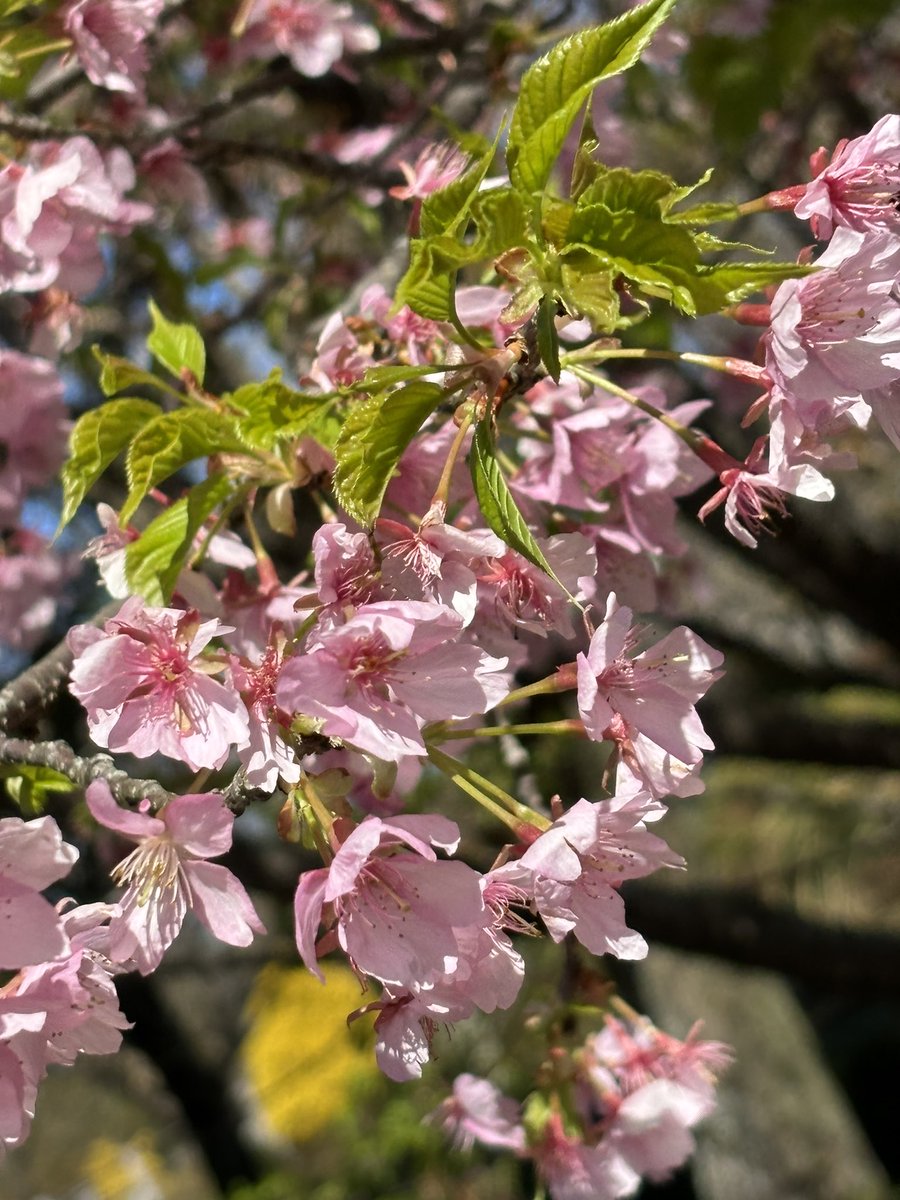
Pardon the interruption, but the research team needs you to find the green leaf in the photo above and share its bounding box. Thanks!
[396,188,528,322]
[469,419,559,581]
[353,364,448,390]
[688,260,814,313]
[123,473,234,604]
[419,133,500,240]
[228,372,333,451]
[147,300,206,384]
[332,382,444,526]
[507,0,678,197]
[93,347,177,399]
[122,407,244,524]
[536,294,561,382]
[569,105,602,201]
[59,397,161,531]
[667,200,742,226]
[559,254,620,327]
[394,242,456,321]
[576,166,676,216]
[0,764,74,816]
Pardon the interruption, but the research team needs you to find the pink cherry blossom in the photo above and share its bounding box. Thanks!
[232,647,303,792]
[0,816,78,969]
[13,903,130,1065]
[795,114,900,240]
[764,227,900,420]
[0,530,73,652]
[0,900,130,1156]
[493,796,681,959]
[575,597,723,798]
[376,512,504,624]
[276,600,509,762]
[534,1114,640,1200]
[294,813,485,987]
[86,780,265,974]
[389,141,469,202]
[240,0,379,77]
[698,431,834,549]
[0,351,69,525]
[68,597,249,771]
[62,0,164,95]
[476,532,596,641]
[6,138,151,297]
[435,1074,527,1153]
[312,522,381,610]
[356,873,524,1080]
[578,1016,731,1184]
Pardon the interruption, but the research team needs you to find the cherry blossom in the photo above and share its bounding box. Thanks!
[435,1074,527,1154]
[62,0,164,95]
[534,1115,640,1200]
[577,1017,731,1185]
[68,597,249,771]
[795,114,900,240]
[0,351,69,525]
[363,879,525,1081]
[389,141,469,202]
[493,795,681,959]
[276,600,509,762]
[764,227,900,422]
[86,780,265,974]
[240,0,379,77]
[1,138,151,297]
[294,813,485,987]
[0,900,130,1156]
[698,432,834,549]
[0,530,73,652]
[0,816,78,969]
[575,597,723,798]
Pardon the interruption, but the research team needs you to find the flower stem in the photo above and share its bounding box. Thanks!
[431,407,474,510]
[439,720,583,739]
[426,745,549,833]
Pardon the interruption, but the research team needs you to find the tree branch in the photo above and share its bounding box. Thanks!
[0,600,119,733]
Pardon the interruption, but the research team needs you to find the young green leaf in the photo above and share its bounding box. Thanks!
[469,418,559,581]
[93,348,179,399]
[228,372,334,451]
[332,382,444,526]
[123,473,234,604]
[689,260,814,313]
[122,407,243,524]
[59,397,161,531]
[147,299,206,384]
[418,134,500,240]
[0,764,74,816]
[507,0,678,197]
[394,241,456,321]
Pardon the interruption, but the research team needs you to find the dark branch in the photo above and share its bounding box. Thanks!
[0,600,120,733]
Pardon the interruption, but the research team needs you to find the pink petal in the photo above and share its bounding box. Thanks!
[161,793,234,858]
[85,780,163,840]
[294,868,329,981]
[0,878,71,968]
[185,860,265,947]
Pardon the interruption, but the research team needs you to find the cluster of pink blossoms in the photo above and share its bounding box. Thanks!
[439,1016,731,1200]
[700,114,900,545]
[0,815,127,1155]
[0,128,150,649]
[0,796,264,1153]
